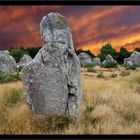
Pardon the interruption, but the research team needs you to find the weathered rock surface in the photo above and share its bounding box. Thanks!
[18,54,32,68]
[22,12,82,120]
[124,51,140,65]
[93,57,101,65]
[78,52,93,66]
[126,61,133,67]
[0,50,17,73]
[102,55,117,65]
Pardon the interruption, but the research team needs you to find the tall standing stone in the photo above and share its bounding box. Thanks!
[22,12,82,120]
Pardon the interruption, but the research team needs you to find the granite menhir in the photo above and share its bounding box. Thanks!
[22,12,82,120]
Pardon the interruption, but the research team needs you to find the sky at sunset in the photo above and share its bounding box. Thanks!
[1,6,140,55]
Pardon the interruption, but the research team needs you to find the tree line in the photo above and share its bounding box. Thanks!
[7,44,140,64]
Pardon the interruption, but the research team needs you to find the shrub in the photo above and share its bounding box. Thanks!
[120,71,130,77]
[110,73,117,78]
[87,68,96,73]
[97,72,104,78]
[126,65,136,70]
[0,71,21,84]
[84,63,95,68]
[5,90,23,107]
[101,61,117,68]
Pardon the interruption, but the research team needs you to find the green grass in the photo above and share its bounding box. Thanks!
[97,72,105,78]
[84,63,95,68]
[0,71,21,84]
[101,61,117,68]
[120,71,130,77]
[110,73,117,78]
[87,68,96,73]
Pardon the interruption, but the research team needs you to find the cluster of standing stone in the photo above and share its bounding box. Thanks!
[0,50,17,73]
[1,49,140,72]
[78,51,140,67]
[0,51,32,74]
[78,52,118,67]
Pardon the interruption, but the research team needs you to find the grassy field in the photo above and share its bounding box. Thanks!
[1,66,140,134]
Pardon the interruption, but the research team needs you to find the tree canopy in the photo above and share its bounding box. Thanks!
[117,47,131,64]
[75,49,95,58]
[8,47,41,63]
[97,44,119,62]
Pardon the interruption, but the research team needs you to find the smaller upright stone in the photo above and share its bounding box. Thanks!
[93,57,101,65]
[18,54,32,68]
[126,61,133,67]
[0,50,17,73]
[106,55,114,62]
[124,58,130,65]
[123,51,140,66]
[102,54,117,65]
[78,52,93,66]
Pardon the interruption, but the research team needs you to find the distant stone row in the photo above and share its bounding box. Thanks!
[78,51,140,67]
[0,50,32,74]
[1,49,140,74]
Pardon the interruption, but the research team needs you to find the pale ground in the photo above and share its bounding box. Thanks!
[0,66,140,134]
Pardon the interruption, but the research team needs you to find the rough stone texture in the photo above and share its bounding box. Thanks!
[18,54,32,68]
[22,12,82,120]
[102,55,117,65]
[0,50,17,73]
[124,51,140,65]
[78,52,93,66]
[124,58,130,65]
[93,57,101,65]
[126,61,133,67]
[106,55,114,62]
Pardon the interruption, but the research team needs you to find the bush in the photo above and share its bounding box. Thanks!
[0,71,21,84]
[126,65,137,70]
[6,90,23,107]
[120,71,130,77]
[87,68,96,73]
[84,63,95,68]
[101,61,117,68]
[110,73,117,78]
[8,48,29,63]
[97,72,104,78]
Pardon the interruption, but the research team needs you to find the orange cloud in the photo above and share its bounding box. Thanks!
[0,6,140,55]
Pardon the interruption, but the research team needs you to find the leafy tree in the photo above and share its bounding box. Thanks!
[97,44,118,62]
[134,48,140,53]
[8,48,29,63]
[117,47,131,64]
[75,49,84,55]
[85,50,95,58]
[24,47,41,59]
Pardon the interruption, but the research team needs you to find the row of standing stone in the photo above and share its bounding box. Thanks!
[0,50,32,74]
[77,51,140,67]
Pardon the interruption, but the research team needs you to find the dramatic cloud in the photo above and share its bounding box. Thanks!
[0,6,140,54]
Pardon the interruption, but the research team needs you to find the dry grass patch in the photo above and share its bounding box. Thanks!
[0,68,140,134]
